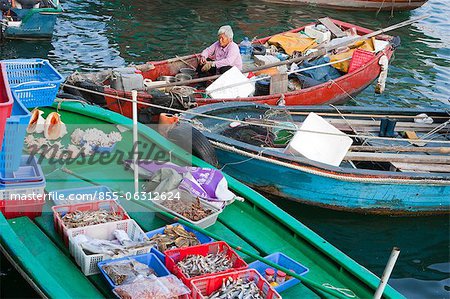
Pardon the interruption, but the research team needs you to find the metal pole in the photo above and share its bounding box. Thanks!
[131,90,139,197]
[374,247,400,299]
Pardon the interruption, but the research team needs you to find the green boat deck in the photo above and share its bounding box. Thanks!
[0,102,404,298]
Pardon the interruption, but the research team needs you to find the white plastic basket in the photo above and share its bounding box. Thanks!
[67,219,152,276]
[152,196,221,229]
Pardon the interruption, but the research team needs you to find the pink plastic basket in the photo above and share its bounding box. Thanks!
[52,200,130,246]
[348,49,375,73]
[0,63,14,152]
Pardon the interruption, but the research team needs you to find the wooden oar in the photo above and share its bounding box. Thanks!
[60,167,354,299]
[146,15,428,91]
[175,55,197,70]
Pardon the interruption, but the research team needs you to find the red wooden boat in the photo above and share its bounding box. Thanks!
[262,0,428,11]
[65,19,397,121]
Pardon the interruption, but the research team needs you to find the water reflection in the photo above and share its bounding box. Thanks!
[274,198,450,298]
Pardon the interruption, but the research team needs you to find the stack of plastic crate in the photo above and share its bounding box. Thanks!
[0,59,63,219]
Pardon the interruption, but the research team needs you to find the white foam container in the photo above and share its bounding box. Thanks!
[284,112,353,167]
[206,66,254,99]
[67,219,152,276]
[305,25,331,44]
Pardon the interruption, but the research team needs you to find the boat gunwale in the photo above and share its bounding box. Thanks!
[261,0,428,11]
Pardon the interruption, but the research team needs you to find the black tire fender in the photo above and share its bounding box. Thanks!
[252,44,266,56]
[167,123,218,167]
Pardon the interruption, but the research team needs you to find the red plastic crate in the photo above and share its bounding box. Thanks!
[190,269,281,299]
[348,49,376,73]
[165,241,248,287]
[0,196,45,219]
[0,63,14,152]
[52,200,130,246]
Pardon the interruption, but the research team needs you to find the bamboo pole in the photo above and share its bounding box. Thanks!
[145,15,428,91]
[374,248,400,299]
[132,90,139,196]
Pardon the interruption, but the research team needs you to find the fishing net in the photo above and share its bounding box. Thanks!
[263,107,297,145]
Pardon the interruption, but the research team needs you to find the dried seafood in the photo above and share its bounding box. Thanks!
[160,198,213,221]
[177,252,233,278]
[102,259,155,285]
[149,225,200,252]
[71,128,122,147]
[61,209,123,229]
[113,275,190,299]
[114,279,169,299]
[207,277,264,299]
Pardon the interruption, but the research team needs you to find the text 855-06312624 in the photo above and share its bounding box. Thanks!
[122,191,181,201]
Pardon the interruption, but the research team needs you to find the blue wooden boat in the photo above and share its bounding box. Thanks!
[1,1,62,39]
[180,102,450,216]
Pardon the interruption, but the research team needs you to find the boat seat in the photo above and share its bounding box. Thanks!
[390,162,450,173]
[5,216,104,298]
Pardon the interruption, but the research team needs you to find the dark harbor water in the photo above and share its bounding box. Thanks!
[1,0,449,298]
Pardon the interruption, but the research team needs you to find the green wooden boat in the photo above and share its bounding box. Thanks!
[0,101,403,298]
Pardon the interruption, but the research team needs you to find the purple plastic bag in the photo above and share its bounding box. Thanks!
[137,161,235,203]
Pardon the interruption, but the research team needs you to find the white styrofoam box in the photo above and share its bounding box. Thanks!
[253,54,280,66]
[206,66,255,99]
[374,39,390,53]
[304,25,331,44]
[67,219,152,275]
[284,112,353,166]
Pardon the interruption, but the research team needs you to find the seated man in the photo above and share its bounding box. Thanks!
[198,25,242,76]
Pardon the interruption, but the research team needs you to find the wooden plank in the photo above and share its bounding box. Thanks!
[318,17,346,37]
[326,118,448,130]
[391,162,450,173]
[350,145,450,154]
[344,152,450,164]
[270,73,288,94]
[294,119,448,132]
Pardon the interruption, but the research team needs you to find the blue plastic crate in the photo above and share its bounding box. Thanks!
[97,253,170,289]
[0,95,31,176]
[146,223,214,263]
[0,155,44,184]
[3,59,64,108]
[48,185,114,205]
[0,179,46,201]
[248,252,309,293]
